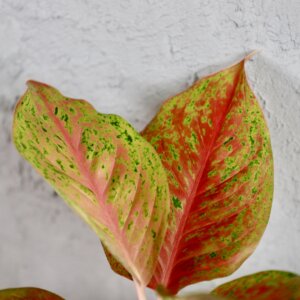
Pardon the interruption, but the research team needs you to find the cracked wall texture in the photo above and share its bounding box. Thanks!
[0,0,300,299]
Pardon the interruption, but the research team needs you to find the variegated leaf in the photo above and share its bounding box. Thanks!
[105,56,273,294]
[212,270,300,300]
[13,81,170,286]
[0,287,64,299]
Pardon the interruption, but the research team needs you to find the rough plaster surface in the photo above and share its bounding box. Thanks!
[0,0,300,299]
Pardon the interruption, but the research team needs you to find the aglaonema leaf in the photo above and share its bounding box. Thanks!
[161,271,300,300]
[212,270,300,300]
[13,81,170,287]
[105,55,274,294]
[0,287,64,299]
[161,294,225,300]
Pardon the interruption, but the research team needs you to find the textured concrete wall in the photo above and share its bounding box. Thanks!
[0,1,300,299]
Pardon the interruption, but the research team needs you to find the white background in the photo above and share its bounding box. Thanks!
[0,1,300,299]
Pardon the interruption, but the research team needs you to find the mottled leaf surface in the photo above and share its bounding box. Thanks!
[106,57,273,293]
[13,81,170,286]
[212,270,300,300]
[0,287,64,300]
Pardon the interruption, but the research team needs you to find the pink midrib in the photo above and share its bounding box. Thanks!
[160,65,243,287]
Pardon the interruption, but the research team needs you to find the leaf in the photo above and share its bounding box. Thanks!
[161,293,225,300]
[0,287,64,299]
[13,81,170,286]
[105,55,274,294]
[212,270,300,300]
[160,271,300,300]
[158,289,226,300]
[102,242,133,280]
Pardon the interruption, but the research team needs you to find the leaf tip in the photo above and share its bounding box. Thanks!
[245,50,261,61]
[26,79,49,87]
[26,80,54,93]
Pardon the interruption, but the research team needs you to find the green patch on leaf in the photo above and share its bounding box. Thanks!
[172,196,182,209]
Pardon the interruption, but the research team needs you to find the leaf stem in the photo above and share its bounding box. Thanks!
[133,279,147,300]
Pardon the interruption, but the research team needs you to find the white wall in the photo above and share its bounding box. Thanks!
[0,1,300,299]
